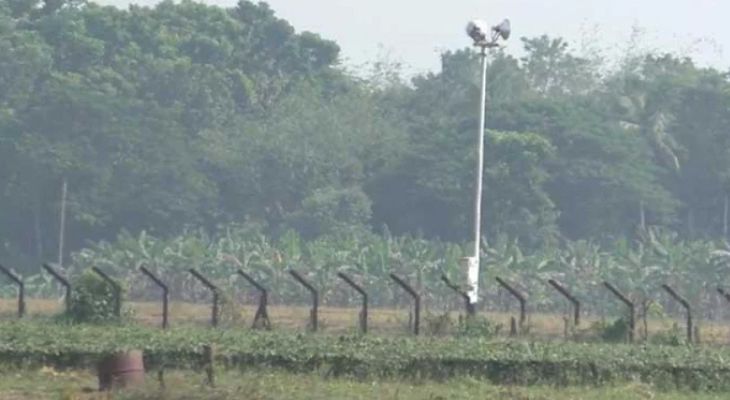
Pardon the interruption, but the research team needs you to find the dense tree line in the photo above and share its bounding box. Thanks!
[2,0,730,272]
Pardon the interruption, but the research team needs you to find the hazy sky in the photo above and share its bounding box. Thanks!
[95,0,729,75]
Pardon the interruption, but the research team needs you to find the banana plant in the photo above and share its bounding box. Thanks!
[15,225,723,316]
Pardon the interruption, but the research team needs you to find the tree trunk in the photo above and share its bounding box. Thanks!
[641,297,650,341]
[58,177,68,267]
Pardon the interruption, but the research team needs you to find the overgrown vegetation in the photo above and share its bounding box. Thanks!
[64,270,122,324]
[8,225,722,321]
[1,321,729,391]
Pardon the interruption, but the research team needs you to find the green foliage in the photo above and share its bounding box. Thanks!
[286,186,373,238]
[0,224,717,317]
[592,318,630,343]
[456,315,499,338]
[650,324,687,347]
[423,312,455,336]
[217,288,245,327]
[1,321,730,391]
[66,227,470,307]
[65,269,121,323]
[2,0,730,288]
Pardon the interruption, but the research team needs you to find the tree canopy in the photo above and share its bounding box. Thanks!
[2,0,730,271]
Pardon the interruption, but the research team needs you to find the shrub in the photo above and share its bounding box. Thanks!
[424,312,455,336]
[650,323,686,346]
[598,318,630,343]
[64,270,122,323]
[456,315,499,338]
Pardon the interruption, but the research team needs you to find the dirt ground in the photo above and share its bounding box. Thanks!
[1,298,728,343]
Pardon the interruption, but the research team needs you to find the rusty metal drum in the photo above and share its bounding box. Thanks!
[97,350,145,390]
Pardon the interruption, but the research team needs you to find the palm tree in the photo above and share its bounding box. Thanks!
[613,56,704,232]
[614,77,681,231]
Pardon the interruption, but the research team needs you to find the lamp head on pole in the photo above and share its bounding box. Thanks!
[466,20,490,43]
[466,18,511,48]
[493,19,511,40]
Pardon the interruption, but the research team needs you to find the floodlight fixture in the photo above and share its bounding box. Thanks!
[466,20,490,43]
[493,19,511,40]
[466,18,511,48]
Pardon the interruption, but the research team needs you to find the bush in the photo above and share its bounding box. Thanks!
[424,312,455,336]
[456,315,499,338]
[597,318,630,343]
[65,270,122,323]
[218,289,246,327]
[650,323,686,346]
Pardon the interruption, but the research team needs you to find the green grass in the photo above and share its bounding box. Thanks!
[2,320,730,391]
[0,368,728,400]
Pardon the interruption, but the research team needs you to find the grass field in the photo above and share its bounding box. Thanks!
[0,306,730,400]
[1,368,729,400]
[3,321,730,389]
[2,298,730,399]
[2,298,729,343]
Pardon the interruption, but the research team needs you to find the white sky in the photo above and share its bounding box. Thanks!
[94,0,729,75]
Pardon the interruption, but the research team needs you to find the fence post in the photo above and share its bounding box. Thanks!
[661,284,693,343]
[139,266,169,329]
[189,269,219,327]
[495,277,527,330]
[440,274,474,317]
[42,263,71,312]
[337,272,368,334]
[390,273,420,335]
[91,267,121,318]
[548,279,580,326]
[602,282,635,343]
[203,344,215,387]
[289,270,318,332]
[718,287,730,304]
[0,264,24,318]
[236,270,271,330]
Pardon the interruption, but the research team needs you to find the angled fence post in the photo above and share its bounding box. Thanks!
[603,282,635,343]
[0,264,24,318]
[139,266,169,329]
[91,267,121,318]
[718,287,730,303]
[495,277,527,330]
[189,269,219,327]
[548,279,580,326]
[289,270,318,332]
[440,274,474,317]
[390,273,420,335]
[719,288,730,328]
[337,272,368,334]
[718,287,730,302]
[42,263,71,312]
[662,284,693,343]
[236,270,271,330]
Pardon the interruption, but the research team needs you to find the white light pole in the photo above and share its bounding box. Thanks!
[464,19,511,310]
